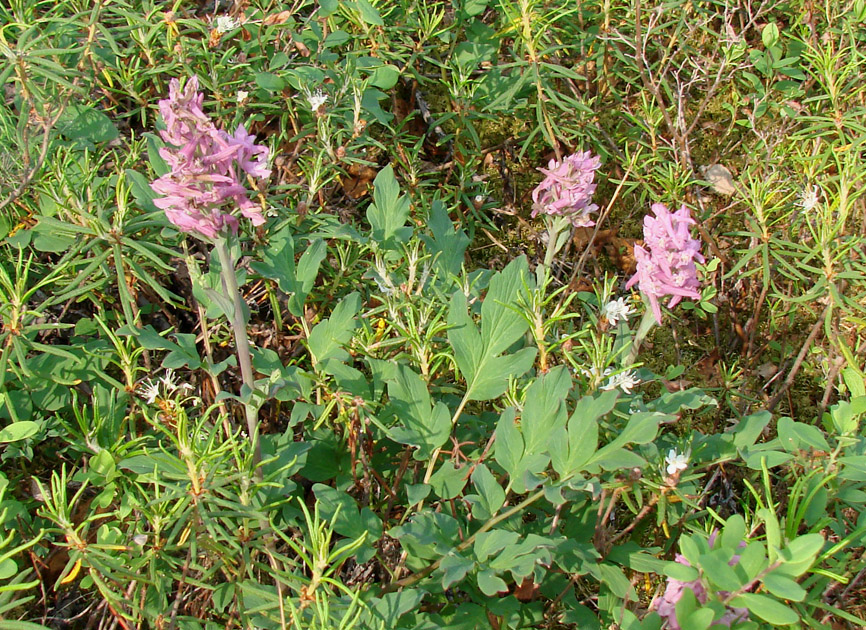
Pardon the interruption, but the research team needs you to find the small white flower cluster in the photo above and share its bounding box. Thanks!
[580,365,641,394]
[306,90,328,112]
[665,449,689,475]
[138,369,193,404]
[602,297,633,325]
[214,15,240,34]
[600,369,641,394]
[795,185,820,212]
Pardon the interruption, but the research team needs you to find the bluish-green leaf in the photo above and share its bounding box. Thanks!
[308,293,361,367]
[448,257,535,401]
[386,365,451,460]
[521,366,571,455]
[429,461,467,499]
[731,593,797,625]
[367,165,411,249]
[762,572,807,601]
[468,463,505,519]
[550,390,614,477]
[0,421,39,443]
[477,569,508,596]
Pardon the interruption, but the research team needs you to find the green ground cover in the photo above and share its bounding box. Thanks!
[1,0,865,628]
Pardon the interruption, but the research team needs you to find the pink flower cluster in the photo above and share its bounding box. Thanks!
[531,151,601,227]
[151,76,271,239]
[626,203,704,324]
[653,533,749,629]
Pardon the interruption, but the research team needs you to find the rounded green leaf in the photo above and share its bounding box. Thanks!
[0,421,39,443]
[0,558,17,580]
[732,593,798,625]
[762,572,807,602]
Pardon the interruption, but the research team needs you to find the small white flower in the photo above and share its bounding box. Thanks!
[665,449,689,475]
[138,379,160,404]
[132,534,148,546]
[601,369,640,394]
[214,15,240,34]
[237,90,249,104]
[602,297,633,325]
[306,90,328,111]
[579,365,613,381]
[160,369,179,392]
[795,185,820,212]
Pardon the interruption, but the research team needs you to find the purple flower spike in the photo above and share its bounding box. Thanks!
[531,151,601,227]
[626,203,704,324]
[151,76,270,239]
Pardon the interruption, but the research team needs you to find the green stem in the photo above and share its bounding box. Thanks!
[214,238,262,475]
[625,298,657,366]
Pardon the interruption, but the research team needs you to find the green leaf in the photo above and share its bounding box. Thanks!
[125,169,159,213]
[731,593,797,625]
[255,72,285,91]
[682,608,714,630]
[467,464,505,519]
[663,562,699,582]
[308,293,361,367]
[429,461,467,499]
[291,240,327,316]
[388,512,459,561]
[842,367,866,398]
[473,530,520,563]
[776,534,824,577]
[58,104,118,143]
[421,200,470,282]
[550,390,614,478]
[0,558,17,580]
[588,412,663,470]
[367,165,412,249]
[521,366,571,455]
[386,365,452,460]
[350,0,384,25]
[366,590,427,628]
[762,23,780,48]
[477,569,508,596]
[733,411,771,449]
[737,541,769,579]
[440,552,475,588]
[700,549,743,591]
[312,484,382,546]
[494,407,523,477]
[721,514,747,550]
[0,421,39,443]
[493,407,548,493]
[252,229,327,318]
[162,333,202,370]
[370,64,400,90]
[406,483,430,505]
[762,572,807,601]
[448,257,536,401]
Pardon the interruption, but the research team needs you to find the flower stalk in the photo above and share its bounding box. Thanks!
[214,238,262,472]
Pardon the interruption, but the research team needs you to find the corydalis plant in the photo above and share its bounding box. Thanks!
[151,76,270,239]
[627,203,704,324]
[624,203,703,366]
[532,150,601,284]
[531,150,601,227]
[149,76,270,474]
